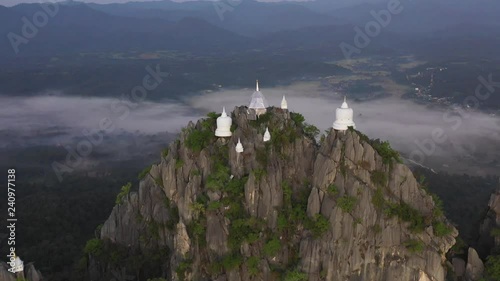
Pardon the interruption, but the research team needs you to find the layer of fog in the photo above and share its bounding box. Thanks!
[1,81,499,176]
[0,95,202,146]
[0,95,203,172]
[188,82,500,176]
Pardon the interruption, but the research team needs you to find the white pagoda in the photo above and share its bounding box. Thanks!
[248,80,268,116]
[263,127,271,142]
[13,255,24,273]
[332,96,356,131]
[235,138,244,153]
[215,107,232,137]
[281,95,288,110]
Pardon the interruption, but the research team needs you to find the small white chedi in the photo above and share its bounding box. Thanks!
[13,254,24,273]
[281,95,288,110]
[248,80,268,116]
[263,127,271,142]
[332,96,356,131]
[215,107,232,137]
[235,138,244,153]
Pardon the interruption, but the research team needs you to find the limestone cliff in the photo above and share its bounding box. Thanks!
[477,180,500,258]
[0,262,43,281]
[86,106,457,281]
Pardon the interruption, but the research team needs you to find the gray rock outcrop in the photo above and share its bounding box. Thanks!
[24,263,43,281]
[88,106,457,281]
[0,262,15,281]
[465,248,484,281]
[0,261,42,281]
[477,179,500,258]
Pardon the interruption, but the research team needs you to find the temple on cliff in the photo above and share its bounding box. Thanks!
[248,80,268,116]
[214,82,356,152]
[332,96,356,131]
[215,107,232,138]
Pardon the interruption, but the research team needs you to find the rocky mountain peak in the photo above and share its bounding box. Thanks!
[86,106,457,281]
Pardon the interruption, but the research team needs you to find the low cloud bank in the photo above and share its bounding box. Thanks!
[0,95,202,147]
[1,83,499,176]
[188,82,500,175]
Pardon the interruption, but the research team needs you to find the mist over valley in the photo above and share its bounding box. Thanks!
[0,0,499,280]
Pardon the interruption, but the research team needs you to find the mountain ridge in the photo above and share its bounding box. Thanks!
[83,106,457,281]
[0,3,250,56]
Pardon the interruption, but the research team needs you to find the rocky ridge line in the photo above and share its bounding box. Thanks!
[87,106,457,281]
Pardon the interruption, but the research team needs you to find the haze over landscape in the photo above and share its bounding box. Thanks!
[2,0,308,6]
[1,0,500,280]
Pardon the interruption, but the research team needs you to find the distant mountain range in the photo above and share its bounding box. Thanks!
[88,0,340,36]
[0,0,499,59]
[0,3,252,57]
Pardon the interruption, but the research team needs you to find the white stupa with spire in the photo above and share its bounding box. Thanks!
[235,138,244,153]
[332,96,356,131]
[281,95,288,109]
[248,80,268,116]
[215,107,232,137]
[13,254,24,273]
[263,127,271,142]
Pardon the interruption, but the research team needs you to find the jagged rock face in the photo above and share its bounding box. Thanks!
[0,262,15,281]
[465,248,484,281]
[477,180,500,258]
[303,130,456,281]
[25,263,43,281]
[0,262,42,281]
[92,106,457,281]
